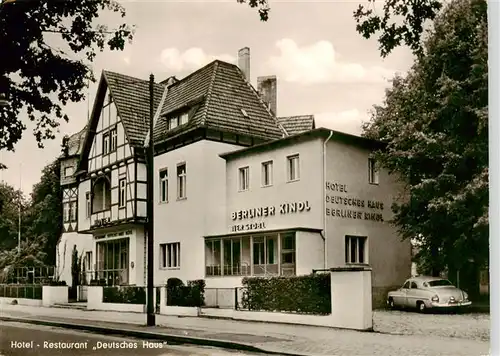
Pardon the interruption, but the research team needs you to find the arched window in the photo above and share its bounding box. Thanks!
[92,176,111,213]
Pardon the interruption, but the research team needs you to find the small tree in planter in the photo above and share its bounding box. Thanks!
[70,245,82,299]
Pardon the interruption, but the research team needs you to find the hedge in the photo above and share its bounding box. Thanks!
[0,284,43,300]
[241,273,331,315]
[166,278,205,307]
[103,286,146,304]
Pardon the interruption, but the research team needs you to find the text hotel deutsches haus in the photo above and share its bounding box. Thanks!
[10,340,169,350]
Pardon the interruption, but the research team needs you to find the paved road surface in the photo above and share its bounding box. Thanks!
[0,322,262,356]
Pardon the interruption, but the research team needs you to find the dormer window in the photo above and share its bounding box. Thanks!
[169,117,178,130]
[180,113,189,125]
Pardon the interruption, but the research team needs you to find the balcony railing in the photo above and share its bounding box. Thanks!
[206,263,295,277]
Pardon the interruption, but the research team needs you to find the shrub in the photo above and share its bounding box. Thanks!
[166,278,205,307]
[241,273,331,315]
[89,279,106,286]
[103,286,146,304]
[47,280,67,286]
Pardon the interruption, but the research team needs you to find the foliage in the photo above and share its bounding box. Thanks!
[24,159,62,265]
[0,284,43,299]
[362,0,488,276]
[241,274,331,315]
[166,278,206,307]
[103,286,146,304]
[353,0,443,58]
[0,0,134,159]
[237,0,270,21]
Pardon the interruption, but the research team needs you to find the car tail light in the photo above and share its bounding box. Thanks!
[431,295,439,302]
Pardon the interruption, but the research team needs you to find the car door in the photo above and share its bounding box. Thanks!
[395,280,410,307]
[406,281,419,308]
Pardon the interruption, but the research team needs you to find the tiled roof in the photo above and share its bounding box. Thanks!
[277,115,315,136]
[154,60,285,144]
[66,125,87,156]
[103,71,166,147]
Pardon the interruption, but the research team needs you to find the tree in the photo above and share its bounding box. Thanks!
[362,0,488,293]
[353,0,443,58]
[0,0,134,164]
[237,0,270,21]
[24,159,62,265]
[0,182,28,251]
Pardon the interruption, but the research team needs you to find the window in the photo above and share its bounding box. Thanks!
[177,163,186,199]
[85,251,92,271]
[63,203,70,222]
[345,235,367,264]
[85,192,91,218]
[205,240,222,276]
[110,127,118,152]
[369,158,379,184]
[92,176,111,213]
[261,161,273,187]
[410,281,418,289]
[287,154,300,181]
[179,113,189,125]
[239,166,249,191]
[253,235,278,275]
[70,201,77,222]
[169,117,178,130]
[64,166,74,178]
[223,239,241,276]
[160,242,180,268]
[118,178,126,208]
[403,281,410,289]
[102,133,110,155]
[159,169,168,203]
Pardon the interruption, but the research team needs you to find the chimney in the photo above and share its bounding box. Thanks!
[238,47,250,81]
[257,75,277,116]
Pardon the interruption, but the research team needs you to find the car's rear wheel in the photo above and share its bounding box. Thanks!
[388,297,395,309]
[417,301,426,313]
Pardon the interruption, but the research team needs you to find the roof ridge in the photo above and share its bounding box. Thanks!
[201,61,220,126]
[233,66,288,138]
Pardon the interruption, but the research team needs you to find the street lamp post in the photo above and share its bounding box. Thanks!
[146,74,155,326]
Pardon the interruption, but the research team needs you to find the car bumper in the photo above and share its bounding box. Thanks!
[430,301,472,308]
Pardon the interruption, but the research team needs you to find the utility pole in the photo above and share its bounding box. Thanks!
[17,163,21,253]
[146,74,155,326]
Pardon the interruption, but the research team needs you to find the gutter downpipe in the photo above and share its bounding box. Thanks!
[322,130,334,269]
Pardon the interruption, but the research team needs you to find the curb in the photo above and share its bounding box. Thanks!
[0,316,304,356]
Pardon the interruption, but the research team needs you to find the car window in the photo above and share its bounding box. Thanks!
[410,282,418,289]
[428,279,453,287]
[403,281,410,289]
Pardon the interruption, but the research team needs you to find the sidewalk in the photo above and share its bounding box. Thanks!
[0,304,489,356]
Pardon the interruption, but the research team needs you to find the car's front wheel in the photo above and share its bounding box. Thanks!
[388,297,396,309]
[417,301,426,313]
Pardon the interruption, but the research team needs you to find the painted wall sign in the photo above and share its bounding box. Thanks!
[230,222,266,233]
[231,201,311,221]
[325,182,384,222]
[94,217,111,227]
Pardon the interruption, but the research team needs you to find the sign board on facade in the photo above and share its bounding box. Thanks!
[229,200,312,233]
[93,217,111,227]
[325,182,384,222]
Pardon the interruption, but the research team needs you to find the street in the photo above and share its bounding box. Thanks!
[0,322,262,356]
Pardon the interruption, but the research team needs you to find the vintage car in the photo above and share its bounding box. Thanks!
[387,276,472,312]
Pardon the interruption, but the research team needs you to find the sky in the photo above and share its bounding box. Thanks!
[0,0,415,195]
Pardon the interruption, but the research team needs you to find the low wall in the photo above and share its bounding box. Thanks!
[166,268,373,331]
[42,286,69,307]
[86,286,149,313]
[0,297,43,307]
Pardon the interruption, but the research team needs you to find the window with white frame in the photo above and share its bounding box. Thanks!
[287,154,300,181]
[160,242,180,268]
[102,133,110,155]
[85,192,91,218]
[261,161,273,187]
[239,166,249,191]
[110,127,118,152]
[63,203,70,222]
[169,117,178,130]
[85,251,92,271]
[118,178,126,208]
[223,239,241,276]
[159,169,168,203]
[345,235,368,264]
[177,163,186,199]
[64,166,74,178]
[69,201,77,222]
[179,113,189,125]
[368,158,379,184]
